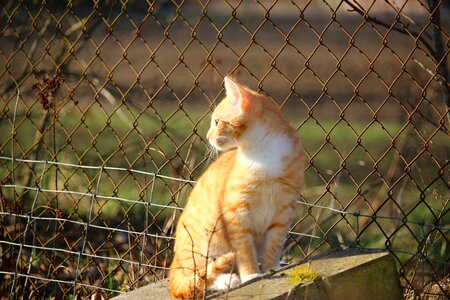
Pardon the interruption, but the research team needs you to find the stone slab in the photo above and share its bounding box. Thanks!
[111,248,402,300]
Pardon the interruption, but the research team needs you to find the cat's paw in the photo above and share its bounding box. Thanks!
[240,273,261,283]
[208,274,241,291]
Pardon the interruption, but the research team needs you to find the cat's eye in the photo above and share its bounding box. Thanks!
[214,119,219,126]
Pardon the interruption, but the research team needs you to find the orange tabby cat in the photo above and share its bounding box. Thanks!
[169,77,304,299]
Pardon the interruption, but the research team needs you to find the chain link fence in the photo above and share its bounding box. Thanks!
[0,0,449,298]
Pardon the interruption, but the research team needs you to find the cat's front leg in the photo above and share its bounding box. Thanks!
[234,235,261,283]
[222,207,261,282]
[260,205,295,272]
[260,223,289,272]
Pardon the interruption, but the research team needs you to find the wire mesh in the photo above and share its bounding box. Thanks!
[0,0,449,299]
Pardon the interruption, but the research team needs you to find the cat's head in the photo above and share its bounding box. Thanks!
[207,77,263,151]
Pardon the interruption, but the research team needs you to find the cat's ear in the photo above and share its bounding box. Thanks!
[224,77,252,113]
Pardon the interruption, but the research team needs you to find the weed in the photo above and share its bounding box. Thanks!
[288,264,322,286]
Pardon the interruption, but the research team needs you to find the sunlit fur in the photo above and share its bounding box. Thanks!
[169,77,304,299]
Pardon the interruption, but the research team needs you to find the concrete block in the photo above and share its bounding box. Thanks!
[111,249,402,300]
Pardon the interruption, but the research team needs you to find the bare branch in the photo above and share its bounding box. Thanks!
[342,0,437,58]
[344,0,449,125]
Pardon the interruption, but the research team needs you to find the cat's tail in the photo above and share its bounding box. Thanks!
[169,252,237,299]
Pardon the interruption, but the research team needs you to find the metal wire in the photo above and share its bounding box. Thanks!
[1,0,449,298]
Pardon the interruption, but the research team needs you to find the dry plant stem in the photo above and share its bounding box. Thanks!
[203,216,218,300]
[21,15,101,195]
[91,77,143,132]
[165,136,198,237]
[23,111,51,193]
[384,0,421,30]
[412,58,448,89]
[8,18,51,198]
[182,222,198,298]
[404,83,448,134]
[373,126,410,213]
[413,164,450,285]
[359,130,419,233]
[11,91,19,189]
[306,179,332,254]
[66,55,163,157]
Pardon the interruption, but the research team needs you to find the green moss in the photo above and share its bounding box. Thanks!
[288,265,322,286]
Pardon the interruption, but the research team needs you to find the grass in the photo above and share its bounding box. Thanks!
[1,101,448,298]
[1,103,447,219]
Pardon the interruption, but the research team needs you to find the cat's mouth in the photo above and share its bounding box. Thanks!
[210,136,236,151]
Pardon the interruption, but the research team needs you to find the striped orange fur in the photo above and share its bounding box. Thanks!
[169,77,304,299]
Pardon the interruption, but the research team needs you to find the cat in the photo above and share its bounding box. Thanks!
[169,77,304,299]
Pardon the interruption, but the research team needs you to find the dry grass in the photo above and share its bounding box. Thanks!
[0,1,449,299]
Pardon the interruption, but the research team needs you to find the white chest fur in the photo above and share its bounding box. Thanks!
[237,124,292,177]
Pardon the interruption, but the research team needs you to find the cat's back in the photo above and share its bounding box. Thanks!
[180,150,238,213]
[199,150,237,186]
[207,150,238,175]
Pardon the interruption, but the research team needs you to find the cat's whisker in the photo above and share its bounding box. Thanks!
[204,146,218,168]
